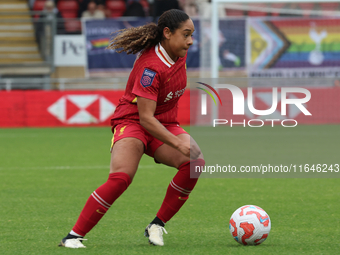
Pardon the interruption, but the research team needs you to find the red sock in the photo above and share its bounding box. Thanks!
[156,159,205,223]
[72,172,131,236]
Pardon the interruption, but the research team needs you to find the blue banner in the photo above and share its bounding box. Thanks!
[84,18,200,70]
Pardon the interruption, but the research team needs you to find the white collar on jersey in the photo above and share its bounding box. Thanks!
[155,43,175,68]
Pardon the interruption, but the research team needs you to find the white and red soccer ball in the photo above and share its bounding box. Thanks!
[229,205,271,245]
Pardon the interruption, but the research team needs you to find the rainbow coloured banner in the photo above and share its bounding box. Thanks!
[91,38,110,49]
[248,17,340,78]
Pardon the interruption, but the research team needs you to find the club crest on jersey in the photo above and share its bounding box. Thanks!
[140,68,156,88]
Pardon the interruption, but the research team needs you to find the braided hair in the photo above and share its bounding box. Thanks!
[107,9,190,54]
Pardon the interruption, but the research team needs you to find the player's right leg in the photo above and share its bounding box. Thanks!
[59,136,144,248]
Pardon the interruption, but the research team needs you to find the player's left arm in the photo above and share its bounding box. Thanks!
[137,96,200,159]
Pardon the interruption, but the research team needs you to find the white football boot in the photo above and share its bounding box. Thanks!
[144,224,168,246]
[58,237,87,248]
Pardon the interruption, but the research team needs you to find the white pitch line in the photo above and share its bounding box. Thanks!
[0,165,163,171]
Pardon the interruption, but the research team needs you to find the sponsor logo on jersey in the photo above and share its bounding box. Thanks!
[164,89,185,103]
[164,92,173,102]
[140,68,156,87]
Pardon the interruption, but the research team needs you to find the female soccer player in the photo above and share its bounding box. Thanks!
[59,9,205,248]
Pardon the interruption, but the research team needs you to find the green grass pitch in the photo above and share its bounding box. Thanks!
[0,125,339,255]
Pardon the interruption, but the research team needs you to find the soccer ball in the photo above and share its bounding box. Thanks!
[229,205,271,245]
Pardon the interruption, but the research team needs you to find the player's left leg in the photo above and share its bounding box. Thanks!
[59,134,145,248]
[144,133,205,246]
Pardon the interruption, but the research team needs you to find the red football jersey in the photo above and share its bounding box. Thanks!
[111,43,187,127]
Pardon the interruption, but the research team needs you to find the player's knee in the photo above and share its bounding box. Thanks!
[178,158,206,178]
[108,172,132,188]
[110,165,137,181]
[175,153,205,169]
[178,158,206,168]
[191,158,205,167]
[191,158,205,178]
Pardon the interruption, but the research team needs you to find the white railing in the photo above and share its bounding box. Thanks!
[0,77,128,91]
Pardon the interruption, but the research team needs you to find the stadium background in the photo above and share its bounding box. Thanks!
[1,1,340,254]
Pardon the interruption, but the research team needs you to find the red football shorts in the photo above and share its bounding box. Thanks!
[110,122,188,157]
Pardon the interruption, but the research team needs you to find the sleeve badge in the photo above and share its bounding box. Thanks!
[140,68,156,88]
